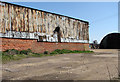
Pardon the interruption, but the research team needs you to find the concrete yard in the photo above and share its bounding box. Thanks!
[2,49,119,80]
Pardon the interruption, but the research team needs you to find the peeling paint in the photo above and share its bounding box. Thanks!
[0,1,89,43]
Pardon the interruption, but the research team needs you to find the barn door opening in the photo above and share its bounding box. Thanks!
[53,26,61,42]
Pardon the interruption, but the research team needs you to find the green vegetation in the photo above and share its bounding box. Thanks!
[1,49,93,63]
[50,49,93,54]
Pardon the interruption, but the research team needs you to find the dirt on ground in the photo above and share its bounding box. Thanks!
[2,49,119,80]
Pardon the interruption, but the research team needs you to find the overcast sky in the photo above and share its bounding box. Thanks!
[7,2,118,43]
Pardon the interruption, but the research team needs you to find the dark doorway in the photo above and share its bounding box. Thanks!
[53,26,61,42]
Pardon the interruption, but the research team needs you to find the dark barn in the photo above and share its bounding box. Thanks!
[99,33,120,49]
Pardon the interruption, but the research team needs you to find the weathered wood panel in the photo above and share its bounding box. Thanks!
[1,3,5,33]
[24,8,29,31]
[0,2,2,33]
[0,1,89,42]
[29,9,33,32]
[33,10,37,32]
[37,11,41,33]
[5,4,9,31]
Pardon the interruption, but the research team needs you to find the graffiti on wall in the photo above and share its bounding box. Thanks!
[0,1,89,43]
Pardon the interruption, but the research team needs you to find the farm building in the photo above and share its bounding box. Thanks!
[99,33,120,49]
[0,1,90,53]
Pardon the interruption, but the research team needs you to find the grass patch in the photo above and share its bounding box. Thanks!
[1,49,93,63]
[50,49,93,54]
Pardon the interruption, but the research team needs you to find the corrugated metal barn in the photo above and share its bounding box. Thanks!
[0,1,90,53]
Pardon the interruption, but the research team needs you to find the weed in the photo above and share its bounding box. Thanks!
[4,49,20,55]
[20,49,32,55]
[2,49,93,63]
[50,49,93,54]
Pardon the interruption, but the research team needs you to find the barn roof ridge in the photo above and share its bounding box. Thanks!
[0,1,89,24]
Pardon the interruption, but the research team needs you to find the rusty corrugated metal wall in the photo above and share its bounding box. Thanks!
[0,1,89,43]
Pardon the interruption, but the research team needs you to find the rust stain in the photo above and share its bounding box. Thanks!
[0,2,89,41]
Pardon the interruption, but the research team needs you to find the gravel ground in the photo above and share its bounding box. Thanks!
[2,49,119,80]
